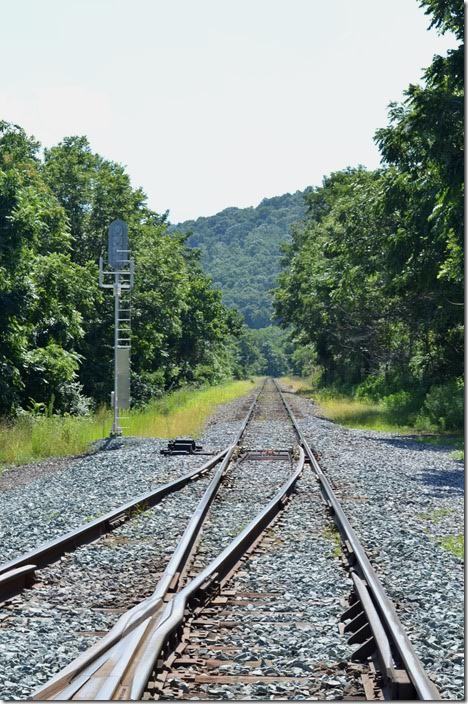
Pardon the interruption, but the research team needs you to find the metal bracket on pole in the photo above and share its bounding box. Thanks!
[99,256,135,290]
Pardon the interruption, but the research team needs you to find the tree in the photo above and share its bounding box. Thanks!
[274,0,463,420]
[43,134,242,404]
[0,123,245,415]
[0,122,94,414]
[175,191,308,328]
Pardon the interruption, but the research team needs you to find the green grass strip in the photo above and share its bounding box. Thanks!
[0,379,258,469]
[125,379,256,438]
[280,377,465,450]
[439,535,464,560]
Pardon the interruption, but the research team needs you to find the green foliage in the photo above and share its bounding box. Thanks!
[0,122,93,415]
[0,123,243,417]
[309,391,413,433]
[417,507,453,521]
[322,525,342,558]
[175,192,307,328]
[0,408,110,466]
[174,190,307,377]
[0,379,257,468]
[375,0,463,290]
[382,391,421,421]
[416,379,464,431]
[274,4,463,432]
[125,379,256,438]
[236,326,293,377]
[0,0,463,439]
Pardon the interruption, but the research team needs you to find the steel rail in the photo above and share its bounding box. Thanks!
[126,447,305,702]
[273,379,440,701]
[33,381,266,700]
[32,446,238,702]
[36,447,305,701]
[22,377,439,701]
[0,448,229,602]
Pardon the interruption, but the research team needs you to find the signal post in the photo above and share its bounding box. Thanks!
[99,220,135,436]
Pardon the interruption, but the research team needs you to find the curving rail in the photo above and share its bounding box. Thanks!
[0,447,228,602]
[32,380,266,700]
[29,377,440,701]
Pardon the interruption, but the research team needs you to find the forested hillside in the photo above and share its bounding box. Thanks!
[0,0,462,434]
[175,192,307,328]
[275,0,464,430]
[0,124,243,416]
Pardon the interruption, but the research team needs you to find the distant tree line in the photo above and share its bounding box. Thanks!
[1,0,461,424]
[274,0,463,429]
[0,126,248,416]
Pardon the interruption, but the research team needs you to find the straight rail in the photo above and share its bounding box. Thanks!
[25,378,440,700]
[273,379,440,700]
[33,381,265,700]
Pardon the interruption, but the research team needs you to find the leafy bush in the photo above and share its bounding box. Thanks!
[417,379,464,431]
[130,371,165,407]
[56,381,94,416]
[355,370,419,402]
[382,390,424,423]
[355,374,389,401]
[290,344,317,377]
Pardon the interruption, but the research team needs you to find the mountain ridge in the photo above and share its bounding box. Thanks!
[174,189,308,327]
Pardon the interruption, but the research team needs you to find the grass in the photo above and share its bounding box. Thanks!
[280,376,465,455]
[415,434,464,461]
[279,376,312,394]
[280,377,412,432]
[439,535,464,560]
[284,375,465,562]
[313,395,412,432]
[417,508,454,521]
[0,407,110,467]
[322,524,342,558]
[124,379,256,438]
[128,501,150,518]
[0,379,258,468]
[416,511,463,560]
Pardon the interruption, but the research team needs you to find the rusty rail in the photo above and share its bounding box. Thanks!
[32,381,266,700]
[28,377,439,700]
[1,380,267,604]
[0,448,228,603]
[273,379,440,701]
[34,448,304,700]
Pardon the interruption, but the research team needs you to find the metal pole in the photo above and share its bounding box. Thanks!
[112,274,121,436]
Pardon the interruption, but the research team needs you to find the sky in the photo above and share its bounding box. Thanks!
[0,0,457,222]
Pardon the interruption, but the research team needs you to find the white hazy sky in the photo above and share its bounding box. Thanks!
[0,0,457,222]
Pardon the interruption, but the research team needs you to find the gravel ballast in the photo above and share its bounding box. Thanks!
[286,389,464,700]
[162,470,356,701]
[0,391,257,564]
[0,439,210,564]
[0,475,213,701]
[0,391,257,700]
[199,382,298,565]
[0,381,463,700]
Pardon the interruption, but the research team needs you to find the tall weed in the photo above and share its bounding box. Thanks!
[0,380,257,468]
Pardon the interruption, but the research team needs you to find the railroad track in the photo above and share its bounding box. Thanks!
[0,449,228,602]
[4,379,440,700]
